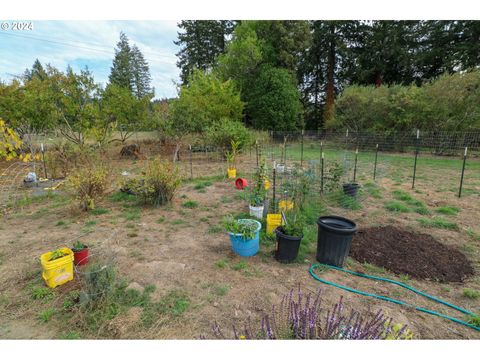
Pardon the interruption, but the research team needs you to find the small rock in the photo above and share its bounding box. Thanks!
[126,282,144,293]
[213,302,219,307]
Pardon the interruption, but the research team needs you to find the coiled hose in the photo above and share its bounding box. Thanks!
[309,263,480,332]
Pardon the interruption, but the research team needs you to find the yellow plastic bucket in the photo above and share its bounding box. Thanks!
[227,168,237,179]
[264,180,270,190]
[267,214,283,234]
[40,248,74,288]
[279,200,294,212]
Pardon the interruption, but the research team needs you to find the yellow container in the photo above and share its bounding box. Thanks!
[227,168,237,179]
[279,200,294,212]
[264,179,270,190]
[267,214,283,234]
[40,248,74,288]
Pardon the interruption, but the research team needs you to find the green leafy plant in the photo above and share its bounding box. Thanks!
[72,240,87,252]
[225,139,241,170]
[463,288,480,299]
[223,215,258,240]
[280,210,305,237]
[49,249,67,261]
[38,308,55,323]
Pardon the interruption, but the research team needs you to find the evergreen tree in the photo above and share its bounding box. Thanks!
[131,45,153,98]
[109,32,134,92]
[174,20,236,84]
[109,32,153,99]
[24,59,48,81]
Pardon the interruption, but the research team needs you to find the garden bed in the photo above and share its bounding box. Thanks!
[350,226,474,282]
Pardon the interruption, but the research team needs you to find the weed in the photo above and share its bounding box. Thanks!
[60,331,81,339]
[362,262,386,274]
[417,217,458,230]
[171,219,186,226]
[231,260,248,271]
[123,208,141,221]
[31,287,54,301]
[215,259,229,269]
[141,290,190,328]
[56,220,67,226]
[38,308,55,323]
[338,195,362,210]
[463,288,480,299]
[126,223,136,229]
[435,206,460,216]
[127,232,139,238]
[392,190,413,202]
[385,201,410,213]
[182,200,199,209]
[399,274,410,283]
[414,206,431,215]
[207,225,222,234]
[84,220,97,227]
[90,207,110,216]
[108,191,137,203]
[180,194,188,199]
[466,228,480,242]
[220,196,233,204]
[213,284,230,296]
[467,314,480,327]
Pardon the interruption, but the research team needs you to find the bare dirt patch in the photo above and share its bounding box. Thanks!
[350,226,474,282]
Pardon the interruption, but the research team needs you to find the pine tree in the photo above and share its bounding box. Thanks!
[174,20,236,84]
[24,59,48,81]
[131,45,153,98]
[109,32,134,92]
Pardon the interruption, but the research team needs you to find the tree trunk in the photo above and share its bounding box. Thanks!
[324,24,336,127]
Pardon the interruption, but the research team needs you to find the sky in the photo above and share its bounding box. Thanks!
[0,20,181,99]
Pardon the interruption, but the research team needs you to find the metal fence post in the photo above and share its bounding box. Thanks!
[412,129,420,189]
[373,144,379,181]
[321,151,324,195]
[353,148,358,182]
[459,147,468,198]
[300,129,304,167]
[189,144,193,179]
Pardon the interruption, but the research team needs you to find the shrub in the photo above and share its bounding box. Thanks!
[205,287,412,339]
[67,163,109,211]
[205,118,252,152]
[140,157,181,207]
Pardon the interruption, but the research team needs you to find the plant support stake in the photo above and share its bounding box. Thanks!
[189,144,193,179]
[458,147,467,198]
[412,129,420,189]
[300,129,304,167]
[41,143,47,179]
[373,144,378,181]
[353,148,358,182]
[320,152,324,194]
[272,166,277,213]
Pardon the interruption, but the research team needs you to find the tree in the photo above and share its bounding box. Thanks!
[131,45,153,98]
[100,84,149,143]
[53,67,101,146]
[174,20,236,84]
[109,32,134,91]
[245,65,303,131]
[24,59,48,81]
[170,69,244,134]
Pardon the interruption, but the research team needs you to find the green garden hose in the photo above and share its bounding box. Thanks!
[309,263,480,332]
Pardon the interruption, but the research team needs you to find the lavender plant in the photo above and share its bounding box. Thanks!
[206,287,411,340]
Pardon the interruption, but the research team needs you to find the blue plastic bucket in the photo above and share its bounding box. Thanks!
[228,219,262,257]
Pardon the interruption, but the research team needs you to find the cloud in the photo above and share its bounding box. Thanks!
[0,20,180,98]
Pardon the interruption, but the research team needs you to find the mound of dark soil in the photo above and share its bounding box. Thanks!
[350,226,474,282]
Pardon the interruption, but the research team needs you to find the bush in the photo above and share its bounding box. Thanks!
[205,118,252,152]
[140,157,181,207]
[67,163,108,211]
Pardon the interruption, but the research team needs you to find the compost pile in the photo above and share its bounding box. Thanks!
[350,226,474,282]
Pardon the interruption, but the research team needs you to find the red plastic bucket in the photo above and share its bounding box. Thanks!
[235,178,248,190]
[73,247,89,266]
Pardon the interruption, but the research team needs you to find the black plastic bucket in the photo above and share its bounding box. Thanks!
[343,183,360,197]
[275,226,303,263]
[316,216,357,267]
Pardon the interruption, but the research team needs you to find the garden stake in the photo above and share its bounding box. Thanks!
[272,167,276,213]
[353,148,358,182]
[458,147,468,198]
[41,143,47,179]
[320,152,324,194]
[412,129,420,189]
[189,144,193,179]
[373,144,378,181]
[255,140,259,167]
[300,129,304,167]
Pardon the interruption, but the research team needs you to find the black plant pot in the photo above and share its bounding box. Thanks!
[316,216,357,268]
[343,183,360,197]
[275,226,303,263]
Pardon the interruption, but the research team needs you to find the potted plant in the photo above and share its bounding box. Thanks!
[249,188,266,219]
[72,240,89,266]
[40,247,74,288]
[224,215,262,257]
[226,140,240,179]
[249,161,268,219]
[275,211,305,263]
